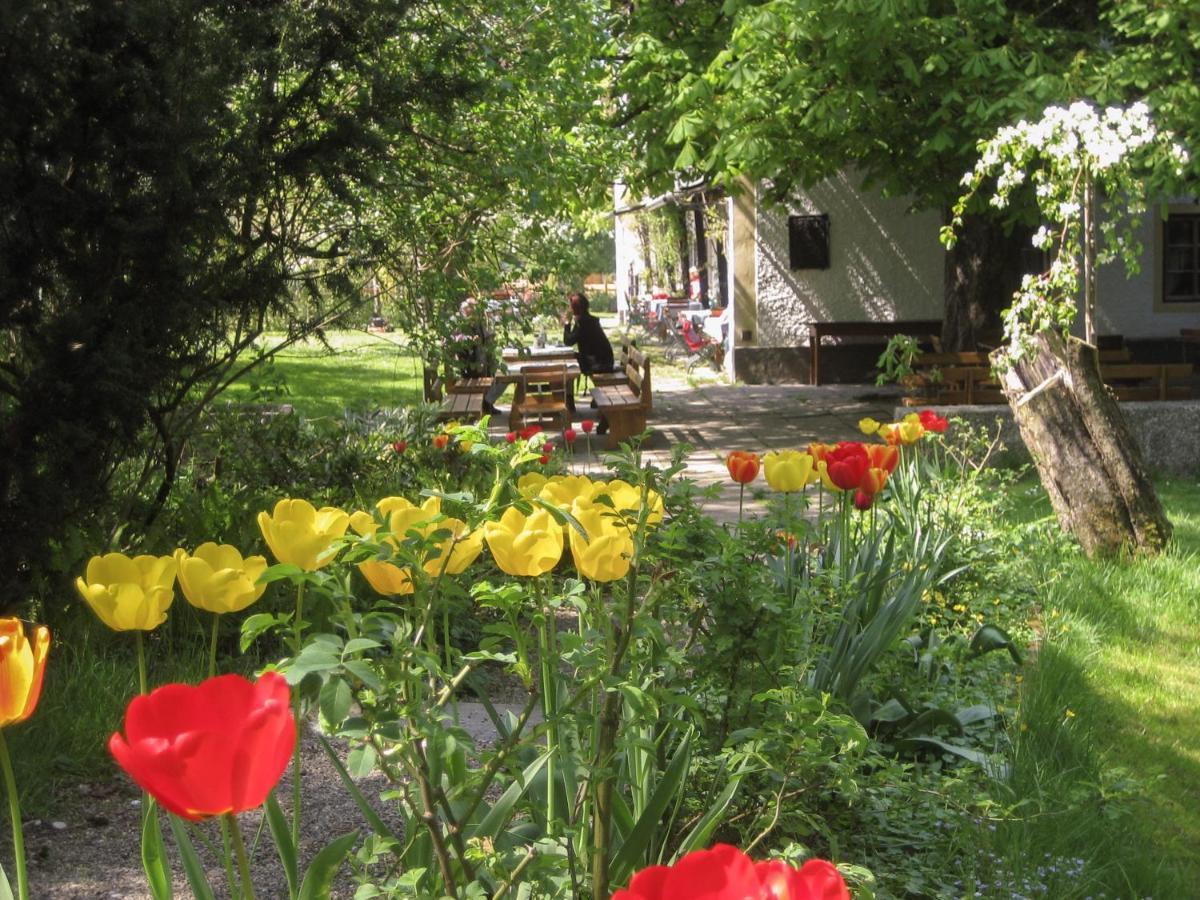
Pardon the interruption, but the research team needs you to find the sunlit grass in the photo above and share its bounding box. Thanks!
[996,478,1200,897]
[222,330,425,419]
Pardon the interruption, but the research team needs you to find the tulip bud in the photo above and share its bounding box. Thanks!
[726,451,760,485]
[581,419,595,433]
[392,439,408,454]
[564,428,577,444]
[505,431,517,443]
[433,433,450,450]
[854,490,874,510]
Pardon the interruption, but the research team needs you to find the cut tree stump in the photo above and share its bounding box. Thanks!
[995,332,1172,557]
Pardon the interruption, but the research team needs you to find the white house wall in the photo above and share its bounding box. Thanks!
[754,171,944,346]
[1094,208,1200,339]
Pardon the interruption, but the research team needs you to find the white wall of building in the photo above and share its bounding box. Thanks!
[753,171,945,346]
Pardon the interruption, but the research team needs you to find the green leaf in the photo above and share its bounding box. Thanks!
[675,762,748,857]
[342,660,382,692]
[316,733,400,842]
[141,800,173,900]
[347,743,378,779]
[285,643,341,685]
[610,731,693,886]
[0,861,13,900]
[342,638,382,656]
[167,816,217,900]
[467,749,552,840]
[265,791,299,899]
[320,679,353,727]
[240,613,284,653]
[970,624,1023,664]
[297,830,360,900]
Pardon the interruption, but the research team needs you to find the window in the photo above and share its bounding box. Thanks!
[788,214,830,270]
[1163,213,1200,304]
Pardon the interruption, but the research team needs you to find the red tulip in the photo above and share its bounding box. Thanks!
[726,451,760,485]
[433,433,450,450]
[392,439,408,454]
[581,419,595,434]
[520,425,542,441]
[564,428,577,444]
[854,489,874,510]
[539,453,550,465]
[918,409,949,433]
[612,843,848,900]
[865,443,899,474]
[825,442,869,491]
[505,432,517,444]
[109,673,295,822]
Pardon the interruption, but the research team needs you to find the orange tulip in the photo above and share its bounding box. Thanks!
[726,451,760,485]
[0,619,49,727]
[860,467,890,496]
[866,444,899,474]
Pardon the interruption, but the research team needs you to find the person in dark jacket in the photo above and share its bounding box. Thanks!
[561,292,614,376]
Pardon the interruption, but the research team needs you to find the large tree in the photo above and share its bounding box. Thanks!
[610,0,1102,348]
[0,0,614,601]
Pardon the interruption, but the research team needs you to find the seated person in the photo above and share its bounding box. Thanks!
[453,297,506,415]
[561,291,614,376]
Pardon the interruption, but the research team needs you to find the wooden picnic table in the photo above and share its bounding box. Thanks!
[501,345,577,363]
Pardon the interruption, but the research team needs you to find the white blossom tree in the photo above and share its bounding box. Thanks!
[944,101,1190,357]
[942,101,1190,556]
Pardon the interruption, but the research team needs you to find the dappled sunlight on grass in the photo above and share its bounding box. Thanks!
[223,330,424,418]
[1007,478,1200,894]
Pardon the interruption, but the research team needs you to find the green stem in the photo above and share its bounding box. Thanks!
[538,581,559,836]
[737,482,745,527]
[208,613,220,679]
[0,731,28,900]
[226,813,257,900]
[219,815,241,898]
[291,580,306,852]
[136,631,148,695]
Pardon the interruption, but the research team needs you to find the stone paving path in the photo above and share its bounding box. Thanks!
[500,364,907,523]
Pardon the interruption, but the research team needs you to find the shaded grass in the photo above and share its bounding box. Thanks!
[992,478,1200,897]
[222,331,425,419]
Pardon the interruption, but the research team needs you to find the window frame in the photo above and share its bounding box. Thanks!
[1154,204,1200,313]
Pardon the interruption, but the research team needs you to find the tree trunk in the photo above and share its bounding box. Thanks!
[996,332,1171,556]
[943,213,1031,351]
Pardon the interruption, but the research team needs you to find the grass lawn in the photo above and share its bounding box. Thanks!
[222,330,426,418]
[998,477,1200,896]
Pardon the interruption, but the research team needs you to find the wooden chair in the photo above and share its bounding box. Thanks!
[509,364,572,432]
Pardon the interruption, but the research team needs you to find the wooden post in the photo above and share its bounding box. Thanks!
[1082,169,1097,346]
[996,332,1171,556]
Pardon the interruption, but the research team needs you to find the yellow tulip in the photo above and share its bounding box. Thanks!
[0,618,50,727]
[257,499,350,571]
[517,472,548,499]
[174,544,267,614]
[763,450,816,493]
[75,552,177,631]
[597,479,664,529]
[858,417,881,435]
[483,507,563,577]
[351,497,483,594]
[425,521,483,577]
[540,475,597,510]
[897,421,924,444]
[568,503,633,582]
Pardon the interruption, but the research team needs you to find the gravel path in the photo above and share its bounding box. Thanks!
[26,702,538,899]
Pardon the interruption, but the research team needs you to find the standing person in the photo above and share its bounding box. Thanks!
[453,297,506,415]
[561,291,614,377]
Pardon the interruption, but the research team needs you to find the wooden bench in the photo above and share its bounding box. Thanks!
[907,356,1192,406]
[1100,363,1194,401]
[593,349,652,448]
[508,364,573,432]
[808,319,942,385]
[591,340,637,389]
[427,372,485,423]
